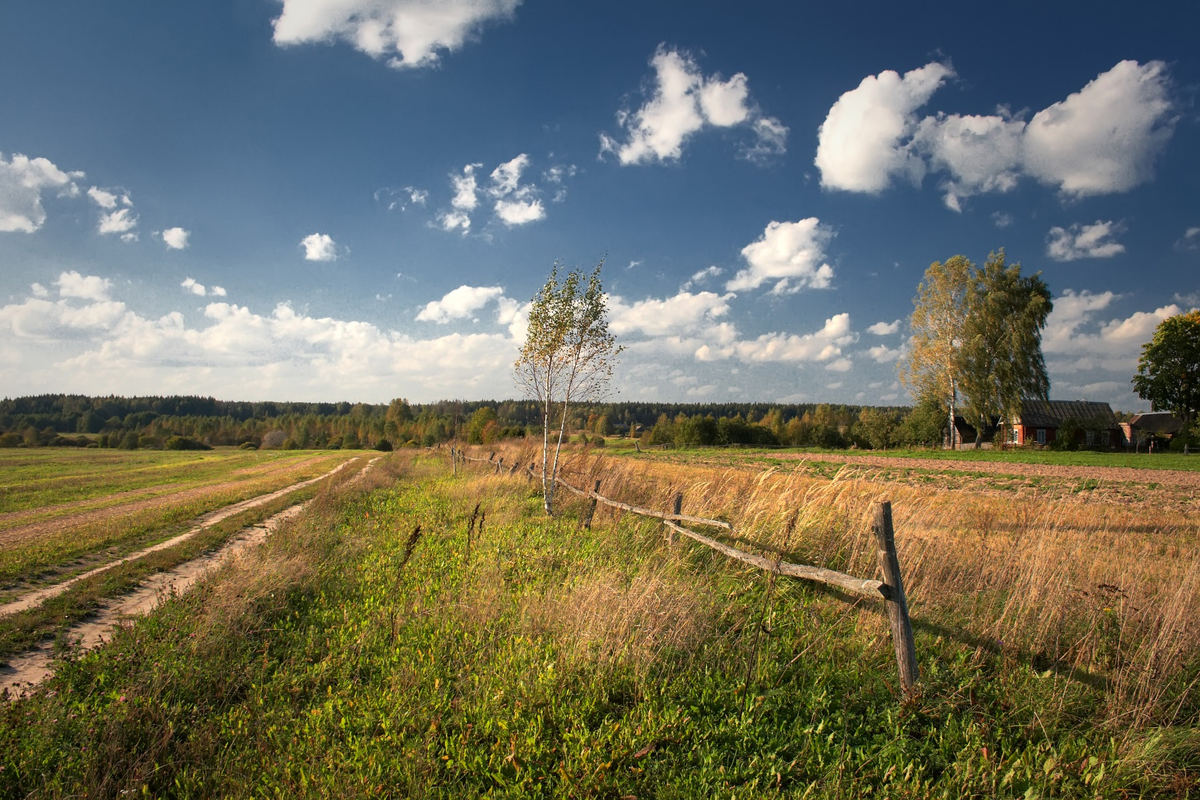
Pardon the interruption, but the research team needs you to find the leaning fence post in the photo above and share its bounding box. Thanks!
[583,480,601,529]
[496,457,503,474]
[665,492,683,544]
[872,500,919,694]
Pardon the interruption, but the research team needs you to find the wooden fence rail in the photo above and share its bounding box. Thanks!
[449,446,919,694]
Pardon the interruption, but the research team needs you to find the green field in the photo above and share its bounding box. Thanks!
[1,448,1195,797]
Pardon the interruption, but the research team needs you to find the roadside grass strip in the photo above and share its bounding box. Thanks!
[0,452,1194,797]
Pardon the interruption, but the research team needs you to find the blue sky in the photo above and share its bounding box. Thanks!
[2,1,1197,408]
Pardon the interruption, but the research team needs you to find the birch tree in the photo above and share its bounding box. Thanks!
[515,262,621,514]
[958,250,1052,445]
[899,255,972,448]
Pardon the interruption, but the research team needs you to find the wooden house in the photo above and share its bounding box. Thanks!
[1004,400,1120,448]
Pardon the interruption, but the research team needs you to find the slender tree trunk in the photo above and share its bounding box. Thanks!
[541,395,552,515]
[549,392,571,515]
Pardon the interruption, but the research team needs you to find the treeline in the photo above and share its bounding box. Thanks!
[0,394,946,451]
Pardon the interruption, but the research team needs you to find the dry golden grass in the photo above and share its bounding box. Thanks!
[480,440,1200,731]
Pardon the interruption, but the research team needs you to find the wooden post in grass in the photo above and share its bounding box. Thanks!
[666,492,683,544]
[583,480,601,529]
[872,500,919,694]
[496,457,503,474]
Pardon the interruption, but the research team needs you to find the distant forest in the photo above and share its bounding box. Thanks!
[0,394,944,451]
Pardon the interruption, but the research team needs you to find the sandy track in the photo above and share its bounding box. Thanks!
[0,454,345,547]
[0,456,382,699]
[0,458,358,618]
[0,483,190,528]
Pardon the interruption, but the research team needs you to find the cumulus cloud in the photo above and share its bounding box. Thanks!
[867,344,902,363]
[608,290,733,338]
[815,62,952,193]
[681,265,722,291]
[1042,289,1181,380]
[867,319,900,335]
[301,232,338,261]
[1,275,526,401]
[87,186,120,209]
[57,270,112,302]
[272,0,521,70]
[98,207,138,236]
[1023,60,1174,197]
[726,218,835,294]
[31,283,48,298]
[601,45,787,165]
[162,227,190,249]
[437,210,471,233]
[696,313,856,364]
[451,164,480,211]
[494,199,544,226]
[816,60,1175,208]
[0,152,83,233]
[416,285,506,323]
[1046,220,1125,261]
[181,277,226,297]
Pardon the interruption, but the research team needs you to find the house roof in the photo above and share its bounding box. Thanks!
[1129,412,1183,435]
[1014,400,1117,428]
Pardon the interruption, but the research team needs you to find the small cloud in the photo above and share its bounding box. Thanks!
[98,207,138,236]
[1175,226,1200,252]
[627,260,641,270]
[494,198,545,227]
[301,232,338,261]
[405,186,428,206]
[825,357,853,372]
[162,227,190,249]
[119,232,139,243]
[867,319,900,335]
[211,286,227,297]
[416,285,506,323]
[182,277,207,296]
[1046,220,1126,261]
[87,186,119,209]
[726,218,835,294]
[437,210,471,234]
[992,211,1013,228]
[681,265,722,291]
[56,270,112,302]
[827,381,844,390]
[31,282,48,298]
[867,343,902,363]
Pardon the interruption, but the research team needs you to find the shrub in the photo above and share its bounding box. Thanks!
[282,438,300,450]
[374,439,393,452]
[165,436,212,451]
[261,430,287,449]
[238,441,259,451]
[118,431,141,450]
[0,432,21,448]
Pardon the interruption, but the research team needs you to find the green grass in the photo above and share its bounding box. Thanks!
[1,453,1193,798]
[0,450,360,589]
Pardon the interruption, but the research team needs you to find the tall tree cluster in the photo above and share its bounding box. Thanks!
[1133,310,1200,434]
[900,250,1053,447]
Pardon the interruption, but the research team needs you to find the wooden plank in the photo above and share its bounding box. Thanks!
[872,500,919,693]
[662,520,886,600]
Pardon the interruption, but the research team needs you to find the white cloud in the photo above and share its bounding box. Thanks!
[416,284,505,323]
[56,270,112,302]
[1046,220,1125,261]
[451,164,480,211]
[437,210,471,234]
[815,62,952,193]
[1043,290,1180,380]
[301,232,338,261]
[1023,60,1174,197]
[161,227,190,249]
[608,290,733,338]
[816,60,1175,206]
[98,207,138,236]
[726,218,835,294]
[867,344,902,363]
[489,154,528,197]
[602,45,786,165]
[494,198,544,226]
[87,186,119,209]
[992,211,1013,228]
[0,152,82,233]
[31,283,48,298]
[406,186,428,205]
[697,313,856,364]
[867,319,900,335]
[182,277,207,296]
[272,0,520,70]
[1175,226,1200,252]
[825,357,853,372]
[211,286,227,297]
[681,265,722,291]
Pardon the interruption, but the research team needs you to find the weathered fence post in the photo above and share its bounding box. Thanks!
[583,480,601,529]
[871,500,919,694]
[634,440,642,453]
[496,457,503,474]
[666,492,683,544]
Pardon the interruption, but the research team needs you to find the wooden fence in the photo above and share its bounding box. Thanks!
[450,447,919,695]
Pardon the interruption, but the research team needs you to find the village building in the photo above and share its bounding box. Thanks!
[1004,400,1121,448]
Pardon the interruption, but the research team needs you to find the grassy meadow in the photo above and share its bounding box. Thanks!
[1,446,1196,797]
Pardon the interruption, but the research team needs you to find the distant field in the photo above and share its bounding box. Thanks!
[604,440,1200,471]
[0,448,362,590]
